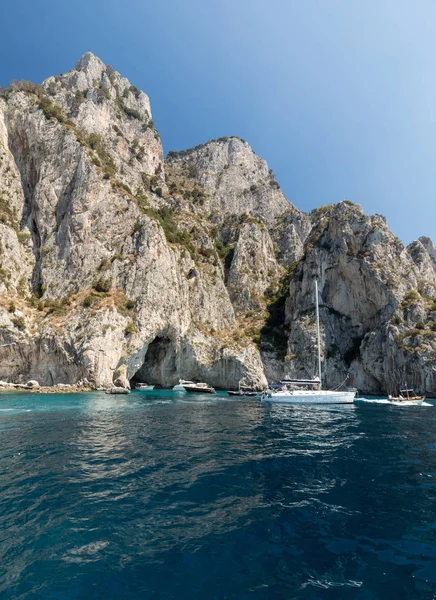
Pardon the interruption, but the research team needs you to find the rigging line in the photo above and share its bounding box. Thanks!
[332,373,350,391]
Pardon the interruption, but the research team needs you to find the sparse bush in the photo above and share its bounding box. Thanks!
[129,85,141,99]
[125,321,136,335]
[86,134,116,178]
[132,221,142,235]
[198,247,214,260]
[38,97,72,125]
[117,98,142,120]
[145,206,196,256]
[8,302,16,313]
[96,86,110,103]
[215,240,235,269]
[17,275,28,295]
[82,294,96,308]
[401,289,421,309]
[98,258,111,271]
[94,277,112,293]
[17,232,31,244]
[0,192,18,230]
[74,89,87,105]
[12,316,25,331]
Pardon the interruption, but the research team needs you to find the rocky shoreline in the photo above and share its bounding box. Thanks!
[0,381,94,393]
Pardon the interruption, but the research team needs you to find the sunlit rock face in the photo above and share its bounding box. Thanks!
[0,54,435,394]
[283,203,436,395]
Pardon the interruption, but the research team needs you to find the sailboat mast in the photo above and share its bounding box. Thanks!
[315,280,322,387]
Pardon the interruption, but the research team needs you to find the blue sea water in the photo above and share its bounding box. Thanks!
[0,390,435,600]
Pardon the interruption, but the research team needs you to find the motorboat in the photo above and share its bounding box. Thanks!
[172,379,195,391]
[183,382,216,394]
[261,281,356,405]
[135,382,155,390]
[388,388,425,404]
[227,388,258,397]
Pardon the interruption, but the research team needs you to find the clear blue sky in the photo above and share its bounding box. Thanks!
[1,0,435,244]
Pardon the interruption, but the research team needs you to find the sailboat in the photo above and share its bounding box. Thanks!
[261,281,356,404]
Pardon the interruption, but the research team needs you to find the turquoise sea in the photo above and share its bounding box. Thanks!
[0,389,435,599]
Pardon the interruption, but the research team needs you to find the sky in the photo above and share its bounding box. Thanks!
[1,0,436,244]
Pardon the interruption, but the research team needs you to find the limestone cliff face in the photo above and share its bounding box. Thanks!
[0,54,267,389]
[166,139,311,262]
[0,53,435,394]
[283,203,436,395]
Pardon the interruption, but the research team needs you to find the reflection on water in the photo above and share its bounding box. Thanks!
[0,392,435,599]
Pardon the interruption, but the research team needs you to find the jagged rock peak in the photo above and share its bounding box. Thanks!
[167,135,248,158]
[166,135,300,226]
[417,236,436,258]
[167,136,271,176]
[74,52,106,75]
[39,52,152,121]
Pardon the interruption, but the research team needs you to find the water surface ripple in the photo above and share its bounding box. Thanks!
[0,391,435,599]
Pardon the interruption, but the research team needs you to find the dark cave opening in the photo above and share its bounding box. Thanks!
[130,336,177,387]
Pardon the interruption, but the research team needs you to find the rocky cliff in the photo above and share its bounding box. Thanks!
[0,53,435,394]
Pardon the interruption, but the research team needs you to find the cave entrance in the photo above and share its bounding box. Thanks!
[130,336,177,388]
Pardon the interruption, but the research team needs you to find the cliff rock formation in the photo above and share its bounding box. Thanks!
[0,53,435,394]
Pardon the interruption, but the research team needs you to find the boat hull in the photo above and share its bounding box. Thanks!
[183,386,215,394]
[261,390,356,404]
[388,399,424,406]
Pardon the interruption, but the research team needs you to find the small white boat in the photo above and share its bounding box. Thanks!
[172,379,195,391]
[135,383,155,390]
[183,382,216,394]
[388,388,425,405]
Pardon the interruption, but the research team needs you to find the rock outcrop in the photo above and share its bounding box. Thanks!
[0,53,435,394]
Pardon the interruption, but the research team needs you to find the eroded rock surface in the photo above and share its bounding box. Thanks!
[0,54,435,394]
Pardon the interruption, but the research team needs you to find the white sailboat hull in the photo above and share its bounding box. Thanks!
[261,390,356,404]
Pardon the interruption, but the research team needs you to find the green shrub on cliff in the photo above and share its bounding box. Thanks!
[86,134,116,178]
[401,290,421,309]
[94,277,112,293]
[38,97,73,126]
[12,316,25,331]
[145,207,196,256]
[0,192,18,231]
[125,321,136,335]
[215,241,235,269]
